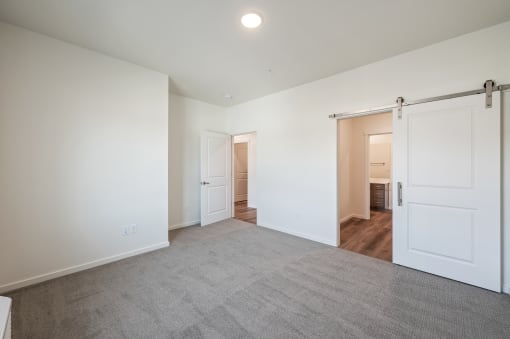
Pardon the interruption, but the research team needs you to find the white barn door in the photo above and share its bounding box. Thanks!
[393,92,501,292]
[200,132,232,226]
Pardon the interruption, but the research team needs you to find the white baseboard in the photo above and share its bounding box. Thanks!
[258,222,337,247]
[504,283,510,294]
[339,214,366,224]
[0,241,169,294]
[340,214,354,224]
[168,220,200,230]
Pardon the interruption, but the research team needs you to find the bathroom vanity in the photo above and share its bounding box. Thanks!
[370,178,391,210]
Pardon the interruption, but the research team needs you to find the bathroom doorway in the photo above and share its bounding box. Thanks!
[338,113,393,261]
[232,133,257,224]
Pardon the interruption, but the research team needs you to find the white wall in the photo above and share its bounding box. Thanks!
[0,22,169,293]
[168,94,227,229]
[233,133,257,208]
[226,91,338,245]
[338,119,353,224]
[370,133,393,181]
[225,21,510,290]
[370,134,393,145]
[369,142,392,179]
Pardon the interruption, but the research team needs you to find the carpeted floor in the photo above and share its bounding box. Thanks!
[7,219,510,338]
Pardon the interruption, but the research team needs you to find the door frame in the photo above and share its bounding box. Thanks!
[336,113,393,248]
[230,131,257,218]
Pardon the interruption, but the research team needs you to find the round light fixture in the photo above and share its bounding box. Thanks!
[241,13,262,28]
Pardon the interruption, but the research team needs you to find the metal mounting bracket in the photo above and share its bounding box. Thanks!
[396,97,404,119]
[485,80,494,108]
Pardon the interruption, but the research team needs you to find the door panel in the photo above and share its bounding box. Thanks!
[234,143,248,202]
[207,186,227,213]
[393,92,501,292]
[200,132,231,226]
[408,203,473,262]
[408,108,472,188]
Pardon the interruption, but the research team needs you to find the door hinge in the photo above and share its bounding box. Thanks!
[397,97,404,119]
[484,79,495,108]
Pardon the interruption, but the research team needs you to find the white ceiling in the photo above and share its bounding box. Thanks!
[1,1,510,106]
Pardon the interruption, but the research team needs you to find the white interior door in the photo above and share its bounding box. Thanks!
[393,92,501,292]
[200,131,232,226]
[234,142,248,202]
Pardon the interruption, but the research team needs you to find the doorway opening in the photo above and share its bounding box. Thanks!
[232,133,257,224]
[337,112,393,262]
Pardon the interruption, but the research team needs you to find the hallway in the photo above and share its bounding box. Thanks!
[234,201,257,224]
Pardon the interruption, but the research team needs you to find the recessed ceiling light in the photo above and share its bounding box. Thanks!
[241,13,262,29]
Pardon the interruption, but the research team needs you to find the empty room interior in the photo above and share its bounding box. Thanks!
[1,1,510,338]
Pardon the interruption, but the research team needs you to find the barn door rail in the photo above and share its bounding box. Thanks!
[329,80,509,120]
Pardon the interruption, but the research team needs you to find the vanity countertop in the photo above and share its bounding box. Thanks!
[370,178,391,185]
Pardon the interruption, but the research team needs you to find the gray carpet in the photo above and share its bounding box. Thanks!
[7,219,510,338]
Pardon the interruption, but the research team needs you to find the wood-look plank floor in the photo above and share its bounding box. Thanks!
[340,209,392,262]
[234,200,257,224]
